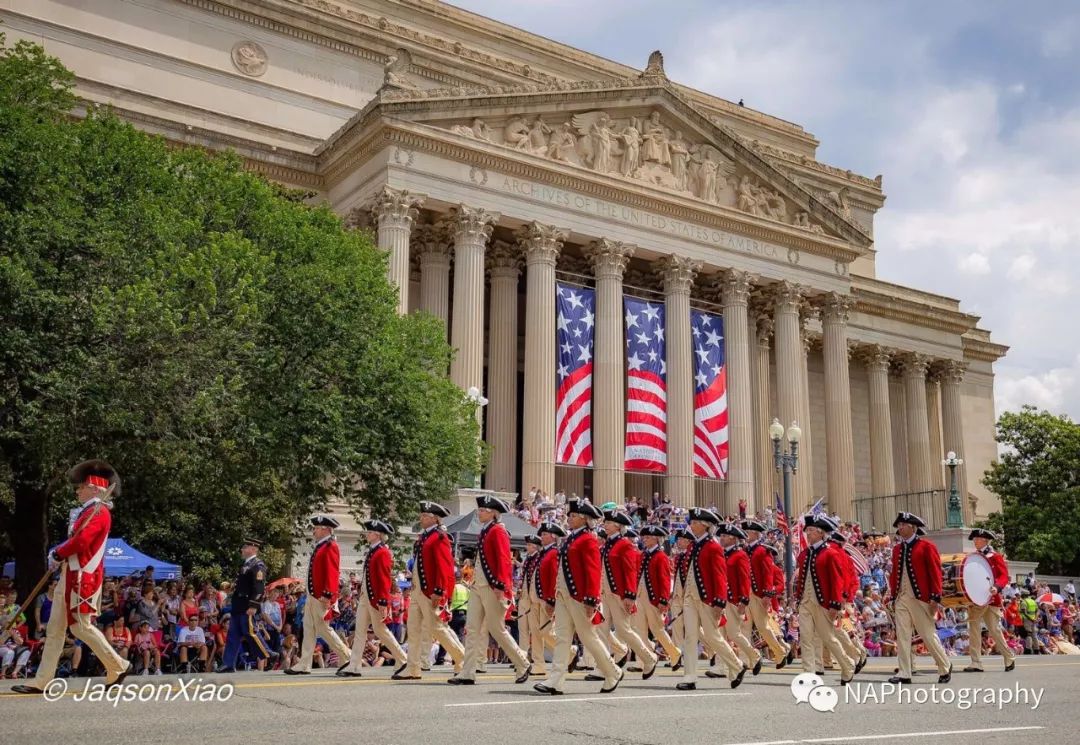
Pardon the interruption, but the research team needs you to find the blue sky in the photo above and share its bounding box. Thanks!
[452,0,1080,421]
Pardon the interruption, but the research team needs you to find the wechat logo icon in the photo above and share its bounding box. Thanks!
[790,673,839,713]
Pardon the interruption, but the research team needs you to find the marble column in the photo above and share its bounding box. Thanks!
[415,223,452,336]
[586,239,634,504]
[719,270,756,515]
[925,371,945,526]
[821,293,856,521]
[797,312,816,510]
[485,241,521,493]
[448,205,499,419]
[771,281,804,505]
[371,186,424,316]
[519,222,567,498]
[751,312,775,511]
[900,354,934,520]
[863,346,896,530]
[657,256,700,509]
[939,360,971,523]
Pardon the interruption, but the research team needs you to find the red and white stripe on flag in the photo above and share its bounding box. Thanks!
[691,309,728,479]
[555,282,595,466]
[624,296,667,472]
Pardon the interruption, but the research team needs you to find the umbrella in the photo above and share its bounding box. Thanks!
[267,577,301,591]
[1038,593,1065,605]
[937,628,958,641]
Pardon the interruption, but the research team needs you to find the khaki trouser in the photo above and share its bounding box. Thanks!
[340,595,406,673]
[540,574,620,692]
[403,588,463,676]
[459,579,529,679]
[31,573,129,687]
[525,593,556,675]
[798,599,854,678]
[748,595,790,661]
[967,603,1014,669]
[292,595,352,672]
[680,581,744,683]
[832,604,866,664]
[723,604,761,669]
[601,587,658,670]
[670,584,685,650]
[894,591,950,678]
[633,582,680,666]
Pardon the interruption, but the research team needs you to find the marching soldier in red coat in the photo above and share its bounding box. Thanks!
[338,519,407,677]
[450,495,531,685]
[669,528,693,665]
[397,501,464,680]
[632,525,680,669]
[886,512,952,684]
[592,510,657,679]
[964,528,1015,673]
[287,515,353,674]
[13,460,131,694]
[523,522,566,677]
[795,515,856,684]
[717,522,763,676]
[518,535,543,673]
[534,500,623,695]
[676,508,747,691]
[826,531,868,673]
[742,519,791,666]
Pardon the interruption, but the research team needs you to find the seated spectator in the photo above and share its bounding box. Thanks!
[176,615,208,671]
[105,617,132,661]
[0,628,31,679]
[133,620,162,675]
[128,585,160,631]
[280,634,299,671]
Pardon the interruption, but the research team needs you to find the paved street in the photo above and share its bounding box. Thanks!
[2,656,1074,745]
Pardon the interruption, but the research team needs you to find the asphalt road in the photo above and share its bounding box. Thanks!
[2,656,1074,745]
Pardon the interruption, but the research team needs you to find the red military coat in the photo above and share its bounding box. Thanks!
[413,527,455,601]
[888,537,943,604]
[770,561,786,611]
[601,535,641,600]
[830,542,860,603]
[639,546,673,607]
[674,551,691,591]
[559,528,602,605]
[724,545,752,606]
[688,537,728,608]
[981,549,1010,608]
[537,545,559,606]
[794,543,846,610]
[363,542,393,607]
[307,537,341,603]
[476,520,513,595]
[747,542,776,598]
[54,499,111,623]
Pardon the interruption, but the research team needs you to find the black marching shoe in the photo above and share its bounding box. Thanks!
[815,670,825,676]
[336,663,362,678]
[704,670,725,679]
[752,657,763,676]
[284,669,310,675]
[447,677,475,685]
[106,662,133,689]
[568,647,581,673]
[730,665,748,689]
[515,665,532,684]
[676,681,696,691]
[1005,660,1016,672]
[615,653,629,669]
[840,676,853,686]
[642,659,658,681]
[785,648,796,666]
[216,667,236,674]
[670,653,683,672]
[855,654,868,675]
[391,671,421,680]
[887,675,912,684]
[775,652,788,670]
[938,664,953,685]
[533,683,562,695]
[584,673,605,682]
[599,669,625,694]
[10,685,45,694]
[962,666,983,673]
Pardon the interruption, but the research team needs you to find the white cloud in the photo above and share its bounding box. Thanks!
[1007,254,1036,281]
[957,252,992,275]
[997,354,1080,417]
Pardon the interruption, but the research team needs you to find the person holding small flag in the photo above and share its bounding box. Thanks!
[286,515,353,675]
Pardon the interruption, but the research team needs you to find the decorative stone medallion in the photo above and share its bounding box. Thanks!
[231,41,268,77]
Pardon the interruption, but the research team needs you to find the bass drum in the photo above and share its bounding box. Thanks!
[940,552,994,607]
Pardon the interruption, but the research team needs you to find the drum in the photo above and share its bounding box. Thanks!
[940,552,994,607]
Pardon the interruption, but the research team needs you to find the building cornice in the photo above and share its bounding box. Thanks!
[962,333,1010,363]
[850,285,978,337]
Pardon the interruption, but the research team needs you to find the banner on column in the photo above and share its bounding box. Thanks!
[691,309,728,479]
[555,282,595,467]
[624,296,667,472]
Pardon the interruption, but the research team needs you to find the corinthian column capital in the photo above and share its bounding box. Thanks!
[516,221,567,266]
[716,269,757,307]
[755,314,774,348]
[940,359,968,385]
[450,204,499,244]
[654,255,701,295]
[821,291,855,325]
[769,279,806,314]
[371,186,424,229]
[898,352,931,380]
[585,238,635,280]
[859,344,893,372]
[487,240,522,279]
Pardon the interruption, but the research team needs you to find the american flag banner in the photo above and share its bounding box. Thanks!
[793,497,826,553]
[623,296,667,472]
[555,283,595,466]
[775,494,789,535]
[690,309,729,479]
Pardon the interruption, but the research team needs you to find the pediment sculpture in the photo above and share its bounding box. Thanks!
[435,107,829,237]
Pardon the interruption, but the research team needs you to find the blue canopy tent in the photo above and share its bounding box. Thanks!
[2,538,181,580]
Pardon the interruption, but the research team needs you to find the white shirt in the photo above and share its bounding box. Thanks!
[177,626,205,645]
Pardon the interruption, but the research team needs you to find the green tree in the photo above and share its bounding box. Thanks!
[981,406,1080,575]
[0,37,482,604]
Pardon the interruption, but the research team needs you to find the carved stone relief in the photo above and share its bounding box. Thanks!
[231,41,268,77]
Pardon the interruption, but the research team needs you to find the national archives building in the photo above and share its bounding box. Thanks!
[4,0,1008,532]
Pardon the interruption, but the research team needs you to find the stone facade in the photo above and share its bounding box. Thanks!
[3,0,1008,525]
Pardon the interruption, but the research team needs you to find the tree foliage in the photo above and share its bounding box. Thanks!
[0,37,481,595]
[981,406,1080,575]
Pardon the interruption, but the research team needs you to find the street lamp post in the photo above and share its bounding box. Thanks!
[465,386,488,489]
[942,450,965,528]
[770,418,802,597]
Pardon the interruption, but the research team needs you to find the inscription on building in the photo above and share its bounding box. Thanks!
[500,177,779,260]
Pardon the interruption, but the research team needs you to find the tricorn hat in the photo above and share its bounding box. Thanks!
[525,535,542,546]
[310,515,340,529]
[688,507,720,526]
[968,528,998,541]
[602,509,633,527]
[568,499,603,520]
[742,519,767,533]
[639,525,669,538]
[538,522,567,538]
[363,519,394,535]
[419,501,450,519]
[675,528,694,541]
[476,495,509,513]
[717,522,747,539]
[68,459,120,496]
[892,511,926,529]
